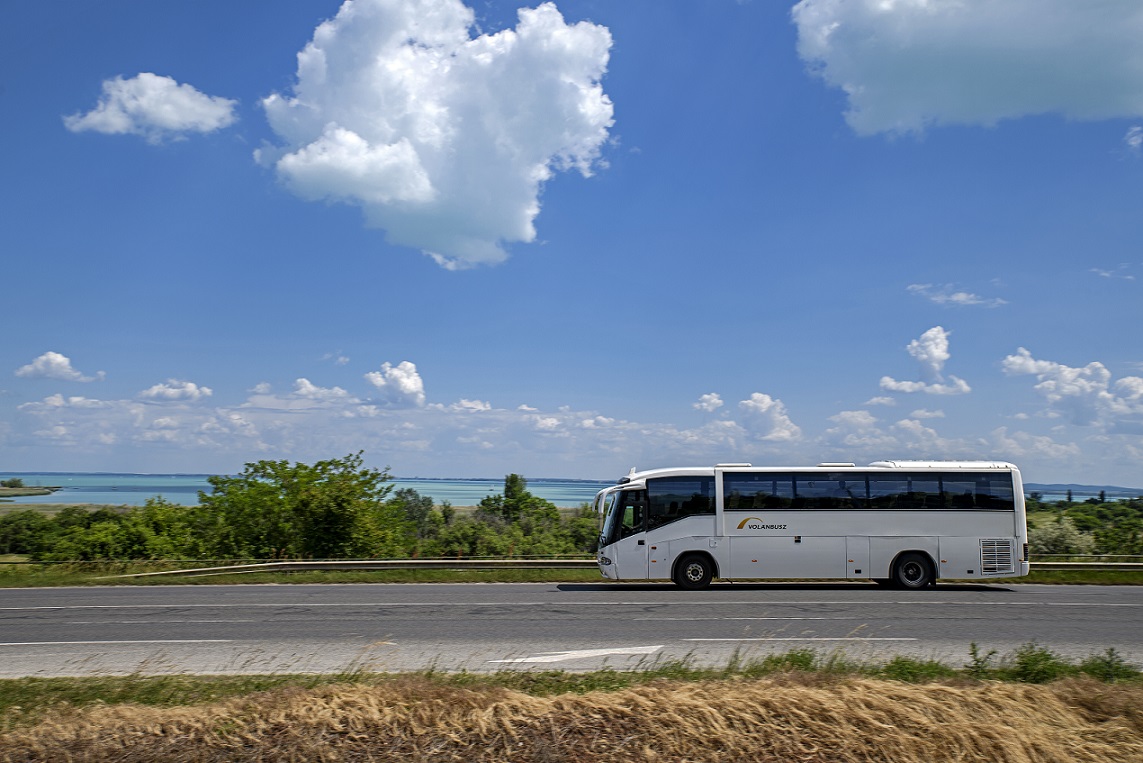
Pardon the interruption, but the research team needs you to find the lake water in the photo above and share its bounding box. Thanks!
[0,473,613,509]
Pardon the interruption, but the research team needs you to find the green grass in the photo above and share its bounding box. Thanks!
[0,562,606,587]
[1,643,1138,733]
[3,560,1143,587]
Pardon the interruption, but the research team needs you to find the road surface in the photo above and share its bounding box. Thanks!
[1,581,1139,676]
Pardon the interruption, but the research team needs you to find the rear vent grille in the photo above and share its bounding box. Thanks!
[980,539,1015,575]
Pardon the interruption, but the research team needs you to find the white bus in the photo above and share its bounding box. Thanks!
[594,461,1029,589]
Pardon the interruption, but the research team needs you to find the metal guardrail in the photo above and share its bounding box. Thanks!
[100,558,600,579]
[1029,561,1143,571]
[86,557,1143,579]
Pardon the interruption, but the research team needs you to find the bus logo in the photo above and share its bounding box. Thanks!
[736,517,787,530]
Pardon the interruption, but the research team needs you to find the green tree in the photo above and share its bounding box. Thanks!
[390,488,435,540]
[477,474,560,528]
[192,452,402,559]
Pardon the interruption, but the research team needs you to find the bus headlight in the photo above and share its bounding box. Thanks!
[598,556,612,566]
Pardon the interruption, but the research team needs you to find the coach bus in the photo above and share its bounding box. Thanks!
[594,461,1028,589]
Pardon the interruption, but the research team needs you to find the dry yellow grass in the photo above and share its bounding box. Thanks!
[3,675,1142,762]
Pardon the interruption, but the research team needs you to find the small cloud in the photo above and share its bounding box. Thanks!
[738,392,801,441]
[365,361,426,408]
[880,326,972,396]
[1126,126,1143,154]
[138,379,213,402]
[909,408,945,419]
[451,399,491,412]
[881,376,971,396]
[1090,265,1135,281]
[15,352,104,382]
[864,396,896,406]
[322,352,351,366]
[64,73,237,143]
[693,392,724,412]
[907,283,1007,308]
[292,378,353,402]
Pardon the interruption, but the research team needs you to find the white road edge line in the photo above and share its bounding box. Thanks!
[489,645,664,664]
[0,640,234,646]
[683,637,918,642]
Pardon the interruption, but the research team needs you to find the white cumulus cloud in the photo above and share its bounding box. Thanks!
[450,399,492,412]
[292,378,353,402]
[880,326,971,395]
[138,379,213,402]
[64,73,237,143]
[1002,348,1143,430]
[792,0,1143,136]
[738,393,801,441]
[365,361,426,408]
[259,0,614,268]
[15,352,104,382]
[693,392,724,412]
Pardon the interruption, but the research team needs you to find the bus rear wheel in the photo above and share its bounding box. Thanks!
[674,554,714,590]
[893,553,934,589]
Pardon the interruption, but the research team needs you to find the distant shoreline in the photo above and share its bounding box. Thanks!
[0,487,59,498]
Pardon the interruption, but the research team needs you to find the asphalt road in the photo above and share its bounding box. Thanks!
[1,582,1140,677]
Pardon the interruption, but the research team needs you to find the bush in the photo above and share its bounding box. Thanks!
[1029,516,1096,555]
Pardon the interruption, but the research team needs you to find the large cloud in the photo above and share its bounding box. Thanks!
[792,0,1143,135]
[64,73,237,143]
[259,0,614,269]
[1002,348,1143,430]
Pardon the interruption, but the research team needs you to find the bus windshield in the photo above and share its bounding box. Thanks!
[600,488,646,547]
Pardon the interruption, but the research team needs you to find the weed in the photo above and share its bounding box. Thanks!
[754,648,818,674]
[1003,641,1078,684]
[1078,648,1140,683]
[965,642,999,678]
[877,656,958,683]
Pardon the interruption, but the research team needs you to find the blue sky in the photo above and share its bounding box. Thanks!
[2,0,1142,486]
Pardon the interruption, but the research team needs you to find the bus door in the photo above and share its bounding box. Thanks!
[607,489,648,580]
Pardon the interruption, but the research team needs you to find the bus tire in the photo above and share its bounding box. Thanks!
[674,554,714,590]
[893,553,934,589]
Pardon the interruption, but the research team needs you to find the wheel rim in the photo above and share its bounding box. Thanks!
[902,561,924,585]
[685,562,705,582]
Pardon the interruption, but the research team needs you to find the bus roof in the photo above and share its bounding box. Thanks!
[614,460,1020,485]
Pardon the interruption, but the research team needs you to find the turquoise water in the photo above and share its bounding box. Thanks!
[0,473,612,508]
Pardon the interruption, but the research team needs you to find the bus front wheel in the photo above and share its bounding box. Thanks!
[674,554,714,590]
[893,553,934,589]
